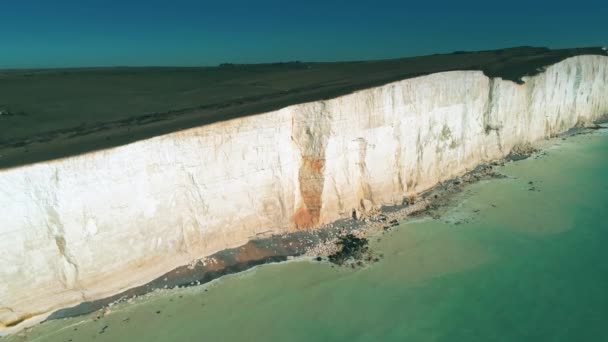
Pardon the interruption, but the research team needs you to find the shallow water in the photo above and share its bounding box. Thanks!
[8,130,608,342]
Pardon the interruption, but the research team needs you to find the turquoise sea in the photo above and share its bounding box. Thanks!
[8,129,608,342]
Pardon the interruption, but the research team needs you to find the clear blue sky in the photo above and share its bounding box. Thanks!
[1,0,606,69]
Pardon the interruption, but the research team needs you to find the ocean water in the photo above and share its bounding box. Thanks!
[8,130,608,342]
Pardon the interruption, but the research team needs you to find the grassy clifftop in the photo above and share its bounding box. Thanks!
[0,46,605,169]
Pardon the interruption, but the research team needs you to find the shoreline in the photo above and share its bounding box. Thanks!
[43,166,499,321]
[42,123,606,325]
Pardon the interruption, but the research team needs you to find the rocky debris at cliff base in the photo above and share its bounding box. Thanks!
[577,119,605,130]
[304,228,365,258]
[560,123,607,140]
[507,142,539,161]
[408,164,507,219]
[327,234,377,267]
[586,124,603,130]
[303,162,509,262]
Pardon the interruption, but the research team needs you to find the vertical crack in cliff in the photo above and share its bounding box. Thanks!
[393,124,405,193]
[39,168,80,290]
[571,62,583,125]
[331,174,344,214]
[483,78,505,153]
[291,102,331,228]
[411,131,424,191]
[271,154,288,228]
[186,171,209,214]
[354,137,374,211]
[483,78,496,135]
[178,170,210,255]
[53,234,80,289]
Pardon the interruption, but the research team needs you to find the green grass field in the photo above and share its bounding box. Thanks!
[0,46,605,169]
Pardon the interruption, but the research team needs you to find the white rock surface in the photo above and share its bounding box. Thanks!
[1,55,607,334]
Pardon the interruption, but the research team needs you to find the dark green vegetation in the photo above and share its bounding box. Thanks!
[328,234,370,266]
[0,46,605,169]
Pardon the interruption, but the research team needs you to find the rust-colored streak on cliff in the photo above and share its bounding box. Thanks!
[293,157,325,228]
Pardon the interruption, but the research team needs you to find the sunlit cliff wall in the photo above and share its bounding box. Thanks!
[1,55,607,334]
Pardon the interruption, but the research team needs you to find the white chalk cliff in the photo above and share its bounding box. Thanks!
[1,55,608,334]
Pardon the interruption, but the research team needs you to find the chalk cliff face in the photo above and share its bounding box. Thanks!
[1,55,607,333]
